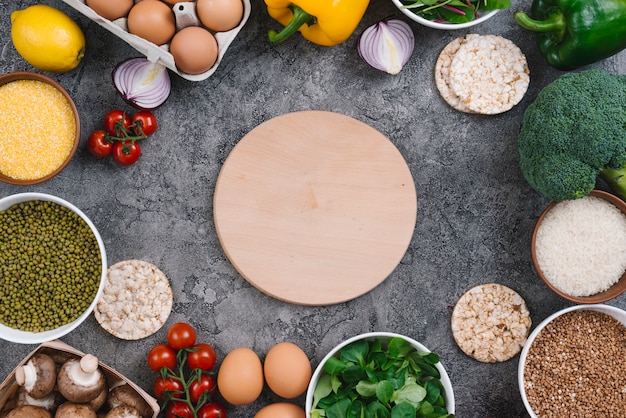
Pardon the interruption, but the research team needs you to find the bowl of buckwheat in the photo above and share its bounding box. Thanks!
[518,304,626,417]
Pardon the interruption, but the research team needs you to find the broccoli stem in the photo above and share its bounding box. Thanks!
[600,166,626,200]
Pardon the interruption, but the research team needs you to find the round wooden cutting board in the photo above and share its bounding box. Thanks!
[213,111,417,305]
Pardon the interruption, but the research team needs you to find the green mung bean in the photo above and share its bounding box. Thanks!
[0,200,101,332]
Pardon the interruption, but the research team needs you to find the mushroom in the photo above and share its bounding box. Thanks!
[16,387,63,412]
[54,402,96,418]
[86,385,108,412]
[105,405,141,418]
[56,355,107,404]
[15,354,57,399]
[106,385,151,418]
[6,405,51,418]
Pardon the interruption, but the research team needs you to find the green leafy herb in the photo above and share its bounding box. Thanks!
[400,0,510,24]
[311,337,454,418]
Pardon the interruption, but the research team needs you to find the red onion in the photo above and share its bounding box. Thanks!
[112,57,171,111]
[357,19,415,75]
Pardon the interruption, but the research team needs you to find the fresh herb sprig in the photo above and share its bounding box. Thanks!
[311,337,454,418]
[401,0,510,24]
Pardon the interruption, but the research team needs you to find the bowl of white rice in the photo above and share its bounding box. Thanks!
[531,190,626,303]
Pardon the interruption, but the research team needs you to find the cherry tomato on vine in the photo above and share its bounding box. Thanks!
[112,140,141,166]
[166,401,193,418]
[132,111,158,137]
[187,343,217,371]
[167,322,196,350]
[104,109,131,137]
[189,374,216,404]
[153,376,184,401]
[87,130,112,157]
[198,402,227,418]
[147,344,177,371]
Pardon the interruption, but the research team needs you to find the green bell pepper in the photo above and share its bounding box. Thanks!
[514,0,626,70]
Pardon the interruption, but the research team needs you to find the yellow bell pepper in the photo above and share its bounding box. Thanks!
[265,0,370,46]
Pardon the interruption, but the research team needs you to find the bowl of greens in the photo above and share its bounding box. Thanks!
[391,0,508,29]
[305,332,455,417]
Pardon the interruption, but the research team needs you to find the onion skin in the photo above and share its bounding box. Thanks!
[112,57,171,111]
[357,19,415,75]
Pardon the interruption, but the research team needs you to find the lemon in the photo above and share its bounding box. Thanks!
[11,5,86,73]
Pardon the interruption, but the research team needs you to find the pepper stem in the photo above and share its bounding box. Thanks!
[513,9,566,40]
[268,4,317,43]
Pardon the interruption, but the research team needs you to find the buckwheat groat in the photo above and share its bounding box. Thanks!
[451,283,531,362]
[94,260,173,340]
[449,35,530,115]
[434,34,479,113]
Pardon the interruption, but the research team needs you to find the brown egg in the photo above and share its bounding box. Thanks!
[170,26,219,75]
[86,0,134,20]
[254,403,306,418]
[127,0,176,46]
[197,0,244,32]
[161,0,184,4]
[263,342,312,399]
[217,347,264,406]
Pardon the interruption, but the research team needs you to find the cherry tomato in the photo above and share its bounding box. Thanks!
[87,130,112,157]
[104,109,131,137]
[189,374,216,404]
[112,140,141,166]
[166,401,194,418]
[132,111,158,137]
[147,344,177,372]
[187,343,217,371]
[167,322,196,350]
[197,402,227,418]
[153,376,184,401]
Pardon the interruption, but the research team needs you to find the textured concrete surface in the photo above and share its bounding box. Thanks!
[1,0,626,417]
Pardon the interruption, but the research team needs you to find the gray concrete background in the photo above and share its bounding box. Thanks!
[1,0,625,416]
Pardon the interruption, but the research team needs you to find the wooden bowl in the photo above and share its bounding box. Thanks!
[531,190,626,304]
[0,72,80,186]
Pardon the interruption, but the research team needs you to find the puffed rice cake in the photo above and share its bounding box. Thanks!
[94,259,173,340]
[451,283,531,363]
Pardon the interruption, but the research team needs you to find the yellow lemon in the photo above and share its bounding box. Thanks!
[11,5,85,73]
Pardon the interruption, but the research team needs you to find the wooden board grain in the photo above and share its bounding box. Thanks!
[213,111,417,305]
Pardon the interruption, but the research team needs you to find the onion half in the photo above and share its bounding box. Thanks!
[112,57,171,110]
[357,19,415,75]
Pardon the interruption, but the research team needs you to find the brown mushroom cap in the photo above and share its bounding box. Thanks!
[106,385,152,418]
[56,355,106,404]
[15,354,57,399]
[6,405,51,418]
[87,385,108,412]
[104,405,141,418]
[54,402,97,418]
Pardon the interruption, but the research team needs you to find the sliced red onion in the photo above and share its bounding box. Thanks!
[112,57,171,110]
[357,19,415,75]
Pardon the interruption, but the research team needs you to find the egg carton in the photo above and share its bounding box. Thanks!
[60,0,251,82]
[0,340,160,417]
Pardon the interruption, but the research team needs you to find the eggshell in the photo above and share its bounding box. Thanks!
[263,342,311,399]
[127,0,176,46]
[169,26,219,75]
[196,0,244,32]
[86,0,134,20]
[254,402,306,418]
[217,347,264,406]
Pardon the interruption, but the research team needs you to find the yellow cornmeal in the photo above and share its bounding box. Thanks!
[0,79,76,180]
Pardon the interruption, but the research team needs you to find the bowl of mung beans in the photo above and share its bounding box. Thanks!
[0,72,80,186]
[0,192,106,344]
[518,304,626,417]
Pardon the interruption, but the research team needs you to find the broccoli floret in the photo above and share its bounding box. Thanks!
[518,68,626,200]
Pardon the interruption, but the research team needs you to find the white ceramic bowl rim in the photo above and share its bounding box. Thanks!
[518,304,626,418]
[391,0,499,30]
[0,192,107,344]
[305,331,455,415]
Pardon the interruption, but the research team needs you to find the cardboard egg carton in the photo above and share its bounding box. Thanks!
[0,340,159,417]
[60,0,251,81]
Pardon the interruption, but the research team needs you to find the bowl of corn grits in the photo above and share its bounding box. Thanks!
[0,193,107,344]
[0,72,80,185]
[531,190,626,304]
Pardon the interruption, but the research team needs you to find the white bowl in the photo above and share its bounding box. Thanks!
[518,304,626,417]
[391,0,499,30]
[0,193,107,344]
[305,331,455,415]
